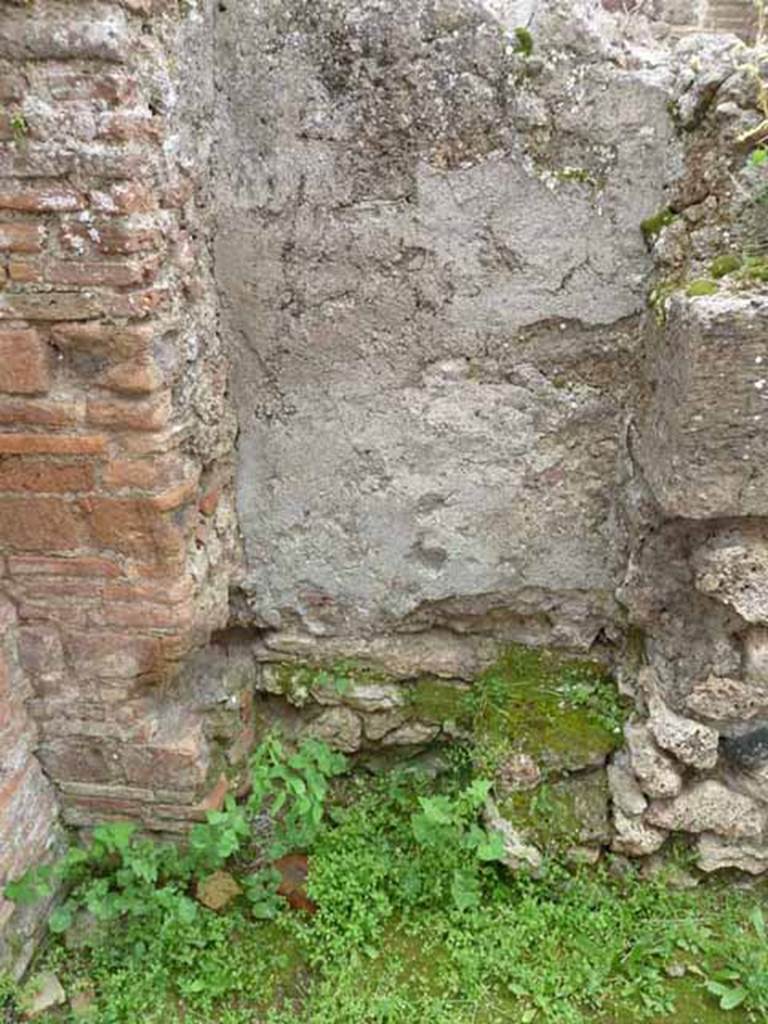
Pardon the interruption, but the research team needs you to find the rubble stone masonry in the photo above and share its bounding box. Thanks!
[0,0,762,970]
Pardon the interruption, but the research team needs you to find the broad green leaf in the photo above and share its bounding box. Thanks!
[720,987,747,1011]
[48,904,74,934]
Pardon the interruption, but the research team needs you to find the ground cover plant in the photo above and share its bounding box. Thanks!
[3,730,768,1023]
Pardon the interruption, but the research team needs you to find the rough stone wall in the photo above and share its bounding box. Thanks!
[611,28,768,870]
[0,0,767,960]
[0,0,243,870]
[217,0,678,668]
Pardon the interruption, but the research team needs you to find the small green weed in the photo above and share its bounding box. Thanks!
[9,111,28,143]
[514,26,534,57]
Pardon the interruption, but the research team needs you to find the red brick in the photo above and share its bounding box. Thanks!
[74,145,149,181]
[0,496,86,551]
[102,452,186,491]
[16,625,64,675]
[8,258,42,283]
[90,182,157,215]
[86,390,171,432]
[104,288,168,320]
[97,113,162,143]
[0,434,107,455]
[0,399,80,427]
[104,577,193,604]
[0,458,95,493]
[0,75,24,102]
[0,292,101,321]
[46,72,138,105]
[19,578,105,600]
[199,486,222,517]
[18,598,91,625]
[0,141,75,178]
[51,321,154,360]
[117,426,187,456]
[0,222,44,253]
[99,357,163,395]
[0,329,50,394]
[45,259,149,288]
[61,219,163,256]
[78,496,186,560]
[100,600,194,629]
[8,555,121,578]
[63,629,180,680]
[38,738,118,786]
[0,186,86,212]
[150,475,199,512]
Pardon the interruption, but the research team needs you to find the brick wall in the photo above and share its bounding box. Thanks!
[0,0,241,880]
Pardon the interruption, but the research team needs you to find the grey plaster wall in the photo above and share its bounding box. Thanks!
[215,0,679,654]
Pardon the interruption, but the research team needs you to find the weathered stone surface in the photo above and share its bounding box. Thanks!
[637,294,768,519]
[745,629,768,683]
[260,630,497,682]
[496,753,542,795]
[195,870,242,911]
[685,675,768,722]
[218,0,676,644]
[483,798,543,873]
[697,833,768,875]
[380,721,440,747]
[306,707,362,753]
[693,530,768,625]
[362,709,409,742]
[20,971,66,1018]
[555,771,611,846]
[612,808,667,857]
[625,721,683,799]
[646,780,768,839]
[608,751,648,817]
[344,683,406,713]
[647,692,719,769]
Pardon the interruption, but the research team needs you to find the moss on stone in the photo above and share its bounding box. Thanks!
[741,256,768,282]
[267,659,393,704]
[641,207,677,242]
[499,770,609,851]
[710,253,742,279]
[466,645,624,775]
[513,26,533,57]
[409,678,471,727]
[686,279,718,297]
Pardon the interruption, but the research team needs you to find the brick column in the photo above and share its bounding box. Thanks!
[0,1,238,835]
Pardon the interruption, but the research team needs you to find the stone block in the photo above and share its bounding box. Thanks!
[638,294,768,518]
[645,779,767,838]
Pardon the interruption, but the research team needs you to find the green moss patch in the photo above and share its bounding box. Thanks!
[641,207,677,242]
[710,254,742,279]
[499,770,610,852]
[686,279,718,297]
[409,678,471,727]
[466,645,625,774]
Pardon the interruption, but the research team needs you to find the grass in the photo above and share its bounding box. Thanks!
[4,762,768,1024]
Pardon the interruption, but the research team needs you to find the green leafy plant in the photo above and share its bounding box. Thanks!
[4,735,347,936]
[9,111,28,142]
[410,778,505,911]
[705,906,768,1014]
